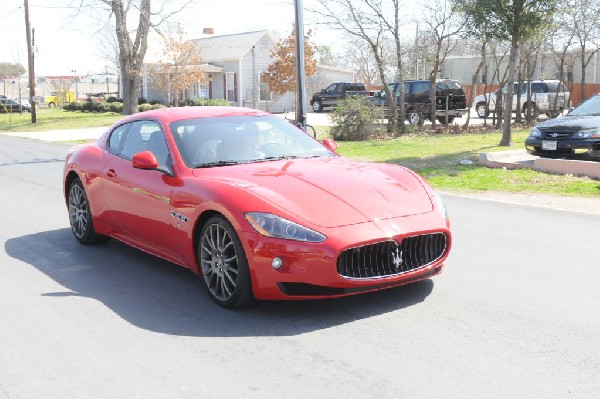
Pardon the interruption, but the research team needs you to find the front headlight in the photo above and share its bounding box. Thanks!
[244,212,326,242]
[573,129,600,139]
[529,127,542,138]
[431,192,448,222]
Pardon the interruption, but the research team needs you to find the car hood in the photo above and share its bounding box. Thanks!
[194,157,433,228]
[535,115,600,132]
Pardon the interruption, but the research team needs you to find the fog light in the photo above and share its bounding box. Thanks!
[272,257,283,270]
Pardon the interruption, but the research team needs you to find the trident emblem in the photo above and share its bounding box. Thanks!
[391,246,403,270]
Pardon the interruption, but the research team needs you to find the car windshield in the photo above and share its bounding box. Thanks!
[568,96,600,117]
[170,115,336,168]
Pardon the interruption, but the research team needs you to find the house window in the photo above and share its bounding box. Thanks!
[260,83,270,101]
[225,72,235,102]
[260,39,269,51]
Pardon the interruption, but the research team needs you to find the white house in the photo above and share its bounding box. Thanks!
[142,30,356,113]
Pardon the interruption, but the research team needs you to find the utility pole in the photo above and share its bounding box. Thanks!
[24,0,36,123]
[294,0,307,129]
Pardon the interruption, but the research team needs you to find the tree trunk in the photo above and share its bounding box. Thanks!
[111,0,151,115]
[500,39,519,146]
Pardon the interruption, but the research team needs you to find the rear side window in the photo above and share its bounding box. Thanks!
[531,83,547,94]
[107,124,130,154]
[408,81,431,95]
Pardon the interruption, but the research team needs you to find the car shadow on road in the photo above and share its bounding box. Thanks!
[5,228,434,337]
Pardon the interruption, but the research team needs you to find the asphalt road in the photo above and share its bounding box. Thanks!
[1,136,598,398]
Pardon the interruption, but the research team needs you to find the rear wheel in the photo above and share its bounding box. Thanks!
[476,102,488,118]
[312,100,322,112]
[522,102,537,117]
[198,216,254,308]
[407,111,422,125]
[68,178,106,244]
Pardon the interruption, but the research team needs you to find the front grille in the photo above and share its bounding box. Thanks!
[337,233,447,279]
[541,132,572,140]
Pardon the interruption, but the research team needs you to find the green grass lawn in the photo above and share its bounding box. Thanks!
[2,109,598,198]
[0,108,122,132]
[334,130,600,198]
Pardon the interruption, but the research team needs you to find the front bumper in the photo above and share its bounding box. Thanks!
[525,137,600,157]
[239,211,451,301]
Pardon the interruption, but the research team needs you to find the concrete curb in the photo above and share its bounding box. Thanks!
[480,149,600,179]
[534,157,600,179]
[478,149,537,169]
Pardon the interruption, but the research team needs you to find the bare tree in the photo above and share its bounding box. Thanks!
[314,0,399,133]
[419,0,466,128]
[564,0,600,103]
[71,1,194,114]
[147,29,206,105]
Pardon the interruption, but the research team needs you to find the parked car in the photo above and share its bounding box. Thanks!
[371,79,468,125]
[475,80,570,118]
[63,106,451,308]
[310,82,372,112]
[525,94,600,158]
[14,96,31,108]
[0,98,31,113]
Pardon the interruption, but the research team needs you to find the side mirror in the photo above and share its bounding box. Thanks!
[321,138,338,153]
[132,151,159,170]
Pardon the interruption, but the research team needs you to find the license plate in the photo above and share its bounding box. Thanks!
[542,140,557,150]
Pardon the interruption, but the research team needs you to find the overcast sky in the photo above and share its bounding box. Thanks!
[1,0,329,76]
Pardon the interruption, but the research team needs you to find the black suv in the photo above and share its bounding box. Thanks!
[310,82,368,112]
[0,98,31,113]
[372,79,467,124]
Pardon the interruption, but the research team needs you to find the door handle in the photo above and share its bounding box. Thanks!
[106,169,117,178]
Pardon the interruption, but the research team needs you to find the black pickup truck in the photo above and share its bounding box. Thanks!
[310,82,372,112]
[371,79,467,124]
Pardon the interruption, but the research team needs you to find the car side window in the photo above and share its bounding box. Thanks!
[107,124,130,154]
[120,121,169,169]
[531,83,544,94]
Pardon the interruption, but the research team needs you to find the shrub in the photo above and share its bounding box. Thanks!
[329,97,383,141]
[64,101,84,111]
[109,102,123,113]
[106,96,121,103]
[192,98,230,106]
[138,103,154,112]
[96,102,112,113]
[82,101,99,112]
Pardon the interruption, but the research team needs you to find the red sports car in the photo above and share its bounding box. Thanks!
[64,106,451,308]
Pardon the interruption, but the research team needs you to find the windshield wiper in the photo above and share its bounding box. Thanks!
[194,160,244,168]
[254,155,322,162]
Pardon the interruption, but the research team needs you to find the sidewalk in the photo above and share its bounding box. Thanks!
[1,127,108,142]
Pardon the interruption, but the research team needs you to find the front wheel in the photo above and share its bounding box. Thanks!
[68,178,106,244]
[312,100,322,112]
[476,102,488,118]
[522,102,537,117]
[198,216,254,308]
[407,111,422,125]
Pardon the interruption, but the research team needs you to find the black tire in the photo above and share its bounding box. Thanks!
[476,102,488,118]
[198,216,254,308]
[522,102,537,117]
[407,111,422,125]
[67,178,106,244]
[312,100,322,113]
